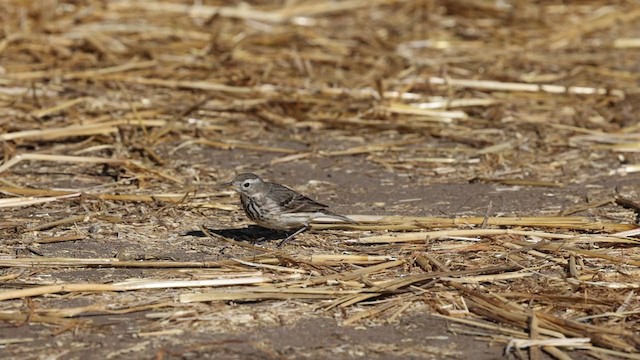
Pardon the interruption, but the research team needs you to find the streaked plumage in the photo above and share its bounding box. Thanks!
[225,173,354,245]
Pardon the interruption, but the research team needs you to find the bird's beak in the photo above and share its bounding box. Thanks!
[218,181,234,190]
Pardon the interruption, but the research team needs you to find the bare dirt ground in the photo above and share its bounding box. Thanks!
[1,1,640,359]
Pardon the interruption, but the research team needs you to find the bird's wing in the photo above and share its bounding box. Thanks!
[268,183,329,213]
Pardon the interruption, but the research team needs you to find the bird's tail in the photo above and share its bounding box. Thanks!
[318,210,359,224]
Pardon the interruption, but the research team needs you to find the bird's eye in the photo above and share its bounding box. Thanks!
[243,182,250,188]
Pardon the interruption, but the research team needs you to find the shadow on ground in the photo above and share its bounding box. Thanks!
[186,225,291,243]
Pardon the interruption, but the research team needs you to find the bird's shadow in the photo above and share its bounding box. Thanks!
[184,225,289,243]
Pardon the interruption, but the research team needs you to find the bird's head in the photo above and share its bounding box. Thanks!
[224,173,264,195]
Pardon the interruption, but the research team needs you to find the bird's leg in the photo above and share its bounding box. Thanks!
[277,226,309,247]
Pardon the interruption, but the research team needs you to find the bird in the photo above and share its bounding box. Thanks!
[224,173,355,246]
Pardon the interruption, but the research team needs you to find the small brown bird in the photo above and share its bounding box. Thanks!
[224,173,355,246]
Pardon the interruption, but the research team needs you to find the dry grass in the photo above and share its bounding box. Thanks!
[1,0,640,358]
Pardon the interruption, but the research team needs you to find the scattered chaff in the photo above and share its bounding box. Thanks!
[428,77,625,98]
[326,215,635,232]
[0,312,77,326]
[30,97,92,119]
[0,276,277,301]
[472,178,564,188]
[0,186,222,206]
[180,286,362,303]
[448,282,639,353]
[171,139,299,154]
[343,294,410,325]
[346,227,639,244]
[0,153,181,183]
[559,197,616,216]
[319,138,424,156]
[34,234,86,244]
[379,103,467,121]
[0,257,279,269]
[506,337,591,352]
[0,338,36,345]
[108,0,403,24]
[3,60,159,81]
[23,213,94,232]
[0,118,167,142]
[232,258,307,274]
[0,193,80,209]
[303,254,397,265]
